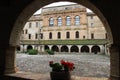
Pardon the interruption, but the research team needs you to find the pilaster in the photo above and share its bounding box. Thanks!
[4,45,17,74]
[109,44,120,80]
[0,45,6,77]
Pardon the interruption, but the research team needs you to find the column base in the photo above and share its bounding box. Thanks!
[4,67,17,74]
[110,75,120,80]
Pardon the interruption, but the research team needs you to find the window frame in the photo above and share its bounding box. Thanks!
[49,17,54,26]
[58,17,62,26]
[75,16,80,26]
[66,16,71,26]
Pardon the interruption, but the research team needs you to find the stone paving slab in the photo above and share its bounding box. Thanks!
[16,54,110,78]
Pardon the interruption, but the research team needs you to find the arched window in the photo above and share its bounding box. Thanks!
[76,31,79,38]
[75,16,80,26]
[58,32,61,39]
[66,16,71,26]
[49,32,52,39]
[29,22,32,28]
[58,17,62,26]
[66,32,70,38]
[36,22,39,27]
[49,17,54,26]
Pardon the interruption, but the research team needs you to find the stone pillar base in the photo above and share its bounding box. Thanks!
[4,67,16,74]
[110,75,120,80]
[4,45,16,74]
[110,44,120,80]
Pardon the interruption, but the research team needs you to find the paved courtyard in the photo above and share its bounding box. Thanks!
[16,53,110,79]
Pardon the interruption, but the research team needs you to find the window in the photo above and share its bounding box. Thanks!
[25,29,28,34]
[58,32,61,39]
[91,23,94,27]
[22,30,24,34]
[105,33,107,39]
[49,32,52,39]
[39,33,43,39]
[35,33,38,39]
[66,16,71,26]
[29,22,32,28]
[49,17,54,26]
[58,17,62,26]
[36,22,38,27]
[39,29,41,32]
[91,33,94,39]
[83,36,85,39]
[75,16,80,26]
[66,32,70,38]
[28,34,31,39]
[76,31,79,38]
[91,16,93,19]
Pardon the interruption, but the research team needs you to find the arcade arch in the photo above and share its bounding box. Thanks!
[51,45,59,52]
[81,45,89,53]
[61,45,69,52]
[17,46,21,51]
[44,45,50,50]
[27,45,33,51]
[91,45,100,54]
[6,0,117,79]
[70,45,79,52]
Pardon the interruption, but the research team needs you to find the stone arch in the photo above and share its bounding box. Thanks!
[61,45,69,52]
[27,45,33,51]
[16,46,20,51]
[6,0,114,78]
[91,45,100,54]
[44,45,49,50]
[81,45,89,53]
[51,45,59,52]
[70,45,79,52]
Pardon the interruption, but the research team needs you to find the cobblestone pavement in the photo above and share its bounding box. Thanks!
[16,53,110,78]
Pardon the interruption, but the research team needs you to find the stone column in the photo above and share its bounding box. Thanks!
[78,45,82,53]
[58,45,61,52]
[0,46,6,78]
[41,45,44,52]
[89,45,92,53]
[68,45,72,53]
[109,44,120,80]
[49,45,52,51]
[4,45,16,74]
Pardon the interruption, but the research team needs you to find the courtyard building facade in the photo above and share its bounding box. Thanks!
[19,4,108,55]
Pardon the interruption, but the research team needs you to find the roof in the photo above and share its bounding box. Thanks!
[21,39,108,45]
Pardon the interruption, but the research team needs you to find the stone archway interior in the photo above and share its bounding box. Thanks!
[27,45,33,51]
[44,45,49,50]
[71,45,79,52]
[91,45,100,54]
[61,45,69,52]
[17,46,20,51]
[81,45,89,53]
[51,45,59,52]
[6,0,115,79]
